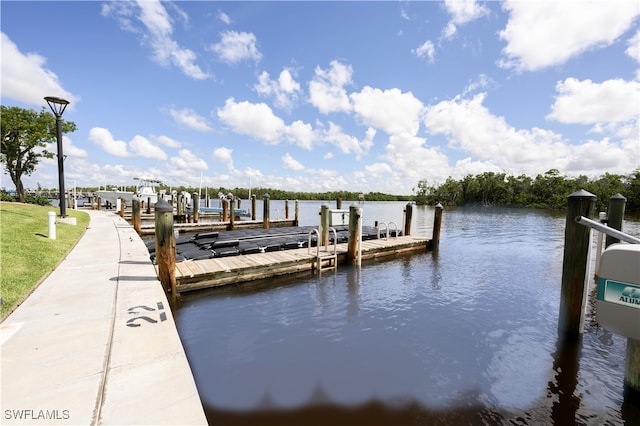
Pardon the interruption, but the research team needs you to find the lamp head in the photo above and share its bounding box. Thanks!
[45,96,70,117]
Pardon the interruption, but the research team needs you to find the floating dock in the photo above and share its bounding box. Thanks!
[161,226,432,292]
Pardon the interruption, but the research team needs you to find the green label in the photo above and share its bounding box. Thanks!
[597,278,640,309]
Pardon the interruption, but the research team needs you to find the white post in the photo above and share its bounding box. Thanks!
[48,211,56,240]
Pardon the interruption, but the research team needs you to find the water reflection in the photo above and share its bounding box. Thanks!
[176,204,640,425]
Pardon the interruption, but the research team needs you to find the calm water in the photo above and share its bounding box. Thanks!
[175,202,640,425]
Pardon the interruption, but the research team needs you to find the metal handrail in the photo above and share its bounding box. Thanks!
[575,216,640,244]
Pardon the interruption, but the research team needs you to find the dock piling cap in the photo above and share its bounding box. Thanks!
[154,199,173,212]
[568,189,596,200]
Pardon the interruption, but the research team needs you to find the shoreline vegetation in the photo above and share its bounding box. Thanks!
[2,169,638,213]
[0,202,89,320]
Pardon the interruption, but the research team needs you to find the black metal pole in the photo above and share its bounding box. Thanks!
[56,115,66,217]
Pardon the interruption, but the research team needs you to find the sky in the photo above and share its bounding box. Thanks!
[1,1,639,195]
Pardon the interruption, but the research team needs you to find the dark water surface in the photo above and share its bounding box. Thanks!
[175,202,640,425]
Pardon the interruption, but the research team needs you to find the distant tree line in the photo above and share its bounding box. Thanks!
[414,169,640,212]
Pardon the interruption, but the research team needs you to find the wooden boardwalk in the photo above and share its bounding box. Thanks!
[174,235,431,292]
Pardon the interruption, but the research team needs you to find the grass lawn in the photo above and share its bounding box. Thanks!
[0,202,90,320]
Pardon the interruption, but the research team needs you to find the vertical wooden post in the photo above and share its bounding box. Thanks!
[229,196,235,230]
[336,196,342,209]
[146,197,151,214]
[626,337,640,400]
[237,198,241,209]
[431,203,443,250]
[295,200,299,227]
[558,189,596,337]
[347,204,362,265]
[285,200,289,219]
[154,199,176,298]
[119,198,125,217]
[605,193,627,248]
[251,195,257,221]
[97,196,101,211]
[176,193,184,223]
[222,198,229,222]
[320,204,330,247]
[192,192,200,223]
[404,202,413,236]
[132,198,141,235]
[263,193,270,229]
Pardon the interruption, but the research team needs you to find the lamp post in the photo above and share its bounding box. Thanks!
[45,96,69,217]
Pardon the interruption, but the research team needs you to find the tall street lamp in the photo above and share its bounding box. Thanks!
[45,96,69,217]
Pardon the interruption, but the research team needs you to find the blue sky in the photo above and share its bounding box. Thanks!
[1,1,639,195]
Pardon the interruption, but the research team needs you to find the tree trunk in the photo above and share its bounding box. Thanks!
[10,173,25,202]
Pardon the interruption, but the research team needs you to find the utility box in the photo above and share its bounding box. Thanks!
[329,209,350,226]
[596,244,640,340]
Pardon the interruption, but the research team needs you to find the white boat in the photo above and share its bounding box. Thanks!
[96,177,161,205]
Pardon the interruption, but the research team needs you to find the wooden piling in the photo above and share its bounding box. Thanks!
[404,202,413,236]
[606,193,627,248]
[251,195,257,221]
[558,189,596,337]
[263,194,270,229]
[119,198,125,218]
[229,196,235,230]
[154,199,176,297]
[132,198,141,235]
[192,192,200,223]
[295,200,299,227]
[347,204,361,264]
[285,200,289,219]
[431,203,443,250]
[320,204,330,246]
[626,337,640,400]
[337,196,342,209]
[222,199,229,222]
[97,196,101,211]
[146,197,151,214]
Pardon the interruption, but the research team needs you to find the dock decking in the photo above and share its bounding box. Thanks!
[174,234,431,292]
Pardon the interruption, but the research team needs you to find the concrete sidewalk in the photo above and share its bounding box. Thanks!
[1,210,207,425]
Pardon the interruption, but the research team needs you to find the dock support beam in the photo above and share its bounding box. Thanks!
[320,204,330,246]
[229,196,235,230]
[154,199,177,299]
[295,200,299,227]
[192,192,200,223]
[606,193,627,248]
[431,203,443,250]
[251,195,257,221]
[558,189,596,337]
[404,202,413,236]
[132,198,141,235]
[263,194,270,229]
[347,204,362,266]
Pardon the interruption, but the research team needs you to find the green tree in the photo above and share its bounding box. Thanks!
[1,106,77,202]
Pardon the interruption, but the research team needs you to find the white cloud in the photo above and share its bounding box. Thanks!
[442,0,489,39]
[321,123,375,160]
[282,153,305,171]
[217,98,285,143]
[168,107,213,132]
[498,0,640,71]
[626,30,640,63]
[211,30,262,64]
[218,11,231,25]
[44,136,88,159]
[413,40,436,62]
[88,127,132,158]
[285,120,316,150]
[350,87,425,136]
[308,60,353,114]
[424,93,570,175]
[102,0,208,80]
[547,78,640,124]
[88,127,167,160]
[212,146,233,166]
[154,135,182,148]
[255,68,302,110]
[170,148,208,171]
[364,162,393,176]
[130,135,167,160]
[0,32,78,108]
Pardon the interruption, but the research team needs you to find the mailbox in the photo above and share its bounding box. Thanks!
[596,244,640,339]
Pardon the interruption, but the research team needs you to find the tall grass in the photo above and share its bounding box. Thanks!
[0,202,89,320]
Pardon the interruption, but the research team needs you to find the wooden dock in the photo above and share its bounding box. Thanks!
[173,235,431,292]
